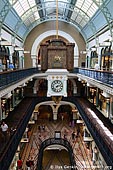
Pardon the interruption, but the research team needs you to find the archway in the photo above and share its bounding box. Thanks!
[37,138,76,170]
[38,105,53,120]
[57,105,72,121]
[31,30,79,68]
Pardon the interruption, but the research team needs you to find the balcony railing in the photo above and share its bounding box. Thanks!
[0,67,113,90]
[78,68,113,87]
[0,68,40,89]
[0,97,36,170]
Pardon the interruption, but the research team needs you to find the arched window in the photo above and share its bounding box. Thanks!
[101,46,112,70]
[12,50,19,69]
[86,56,89,68]
[90,51,98,68]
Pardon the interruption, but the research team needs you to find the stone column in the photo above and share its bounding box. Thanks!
[73,85,77,95]
[110,96,113,119]
[19,51,24,69]
[53,111,57,121]
[9,46,14,63]
[31,55,37,67]
[96,88,99,107]
[12,90,15,108]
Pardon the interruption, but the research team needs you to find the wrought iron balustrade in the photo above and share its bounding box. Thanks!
[78,68,113,87]
[0,68,39,89]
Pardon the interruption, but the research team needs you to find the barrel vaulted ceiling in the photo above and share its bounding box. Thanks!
[0,0,113,42]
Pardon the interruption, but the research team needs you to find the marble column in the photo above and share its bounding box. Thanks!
[73,85,77,95]
[96,88,99,107]
[110,96,113,119]
[53,111,58,121]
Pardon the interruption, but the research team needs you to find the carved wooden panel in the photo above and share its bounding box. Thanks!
[66,43,75,70]
[40,39,75,71]
[48,47,67,69]
[40,43,48,70]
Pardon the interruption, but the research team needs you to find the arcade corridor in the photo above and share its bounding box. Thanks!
[11,117,94,170]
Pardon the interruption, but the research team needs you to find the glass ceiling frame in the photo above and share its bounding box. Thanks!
[9,0,100,28]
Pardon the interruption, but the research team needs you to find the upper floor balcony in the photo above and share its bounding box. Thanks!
[0,68,113,92]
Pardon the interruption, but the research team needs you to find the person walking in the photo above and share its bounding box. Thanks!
[61,114,64,121]
[26,158,31,170]
[1,121,9,141]
[17,156,23,170]
[29,157,34,170]
[72,131,75,140]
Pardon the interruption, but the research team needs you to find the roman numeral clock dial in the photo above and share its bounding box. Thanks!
[51,80,63,92]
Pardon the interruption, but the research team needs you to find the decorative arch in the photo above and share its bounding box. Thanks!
[31,30,79,67]
[34,100,77,121]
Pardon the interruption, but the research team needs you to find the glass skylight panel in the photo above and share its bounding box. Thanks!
[9,0,101,31]
[76,0,98,18]
[71,8,79,20]
[34,12,40,20]
[22,1,30,11]
[29,15,35,22]
[21,7,39,22]
[44,0,69,10]
[13,1,24,16]
[13,0,36,17]
[9,0,17,5]
[76,15,83,23]
[46,8,56,15]
[80,19,88,27]
[28,0,36,7]
[44,0,56,8]
[24,19,32,27]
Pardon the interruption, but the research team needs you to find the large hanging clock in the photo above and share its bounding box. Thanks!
[51,80,63,92]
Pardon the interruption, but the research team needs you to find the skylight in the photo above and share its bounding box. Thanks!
[9,0,99,28]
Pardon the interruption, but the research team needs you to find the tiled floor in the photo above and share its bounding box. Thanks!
[21,119,94,170]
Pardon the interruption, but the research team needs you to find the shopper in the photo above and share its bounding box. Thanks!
[72,131,75,140]
[1,121,8,140]
[29,157,34,170]
[17,157,23,170]
[26,158,31,170]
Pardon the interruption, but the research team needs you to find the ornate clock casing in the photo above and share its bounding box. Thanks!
[46,69,68,97]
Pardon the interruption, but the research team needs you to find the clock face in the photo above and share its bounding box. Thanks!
[51,80,63,92]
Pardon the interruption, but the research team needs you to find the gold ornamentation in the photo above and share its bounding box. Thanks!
[60,76,62,79]
[54,55,61,62]
[52,96,62,104]
[56,76,59,79]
